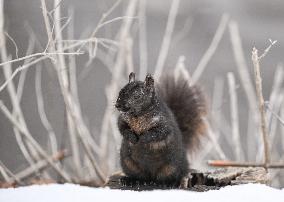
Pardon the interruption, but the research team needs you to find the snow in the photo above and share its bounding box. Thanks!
[0,183,283,202]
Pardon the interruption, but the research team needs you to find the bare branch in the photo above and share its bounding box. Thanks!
[0,52,82,67]
[35,65,58,154]
[67,7,81,177]
[258,39,277,60]
[251,47,271,169]
[227,72,243,160]
[208,160,284,169]
[99,0,138,158]
[4,32,19,59]
[154,0,180,79]
[204,119,227,160]
[0,101,72,182]
[138,0,148,79]
[191,14,229,84]
[266,101,284,126]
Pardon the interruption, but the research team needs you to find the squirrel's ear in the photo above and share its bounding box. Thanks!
[144,74,154,89]
[128,72,135,83]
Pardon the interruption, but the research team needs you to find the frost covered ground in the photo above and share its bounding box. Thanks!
[0,183,283,202]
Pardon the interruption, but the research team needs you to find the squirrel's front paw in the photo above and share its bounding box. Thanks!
[138,133,152,144]
[125,132,138,144]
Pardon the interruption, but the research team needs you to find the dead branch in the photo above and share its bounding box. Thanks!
[0,101,72,182]
[138,0,148,79]
[0,52,82,67]
[154,0,180,79]
[99,0,138,158]
[251,48,271,169]
[227,72,243,160]
[208,160,284,169]
[191,14,229,84]
[35,65,58,154]
[67,7,81,177]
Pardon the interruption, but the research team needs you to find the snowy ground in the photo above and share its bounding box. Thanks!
[0,183,283,202]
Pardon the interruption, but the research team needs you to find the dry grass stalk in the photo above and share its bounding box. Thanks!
[251,47,271,169]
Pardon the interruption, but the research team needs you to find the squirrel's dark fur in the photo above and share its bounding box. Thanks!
[115,72,207,184]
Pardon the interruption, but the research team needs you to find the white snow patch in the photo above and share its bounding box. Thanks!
[0,183,283,202]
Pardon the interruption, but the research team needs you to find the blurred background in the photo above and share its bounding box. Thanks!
[1,0,284,187]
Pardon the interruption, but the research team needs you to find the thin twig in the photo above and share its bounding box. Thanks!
[208,160,284,169]
[0,0,40,167]
[266,65,284,145]
[251,47,271,169]
[171,17,192,48]
[229,20,257,110]
[16,37,36,99]
[12,37,37,170]
[154,0,180,79]
[191,14,229,84]
[0,101,72,182]
[228,21,260,161]
[4,32,19,58]
[0,52,82,67]
[138,0,148,79]
[125,37,134,74]
[0,164,10,182]
[266,101,284,126]
[281,104,284,150]
[197,78,224,161]
[0,160,22,184]
[227,72,243,160]
[204,119,227,160]
[174,55,191,82]
[258,39,277,60]
[90,0,122,38]
[99,0,138,159]
[35,65,58,154]
[67,7,81,177]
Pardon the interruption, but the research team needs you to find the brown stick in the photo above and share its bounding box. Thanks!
[251,48,271,169]
[208,160,284,169]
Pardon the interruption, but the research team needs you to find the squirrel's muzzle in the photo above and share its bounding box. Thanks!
[115,103,130,112]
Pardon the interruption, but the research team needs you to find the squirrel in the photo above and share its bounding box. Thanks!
[115,72,207,185]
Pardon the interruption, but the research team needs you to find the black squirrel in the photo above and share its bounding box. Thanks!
[115,72,207,185]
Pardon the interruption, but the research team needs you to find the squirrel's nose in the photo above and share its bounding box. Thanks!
[115,103,120,109]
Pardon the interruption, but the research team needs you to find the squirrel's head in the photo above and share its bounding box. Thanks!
[115,72,156,116]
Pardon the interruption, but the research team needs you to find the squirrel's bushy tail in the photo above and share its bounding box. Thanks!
[158,75,207,152]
